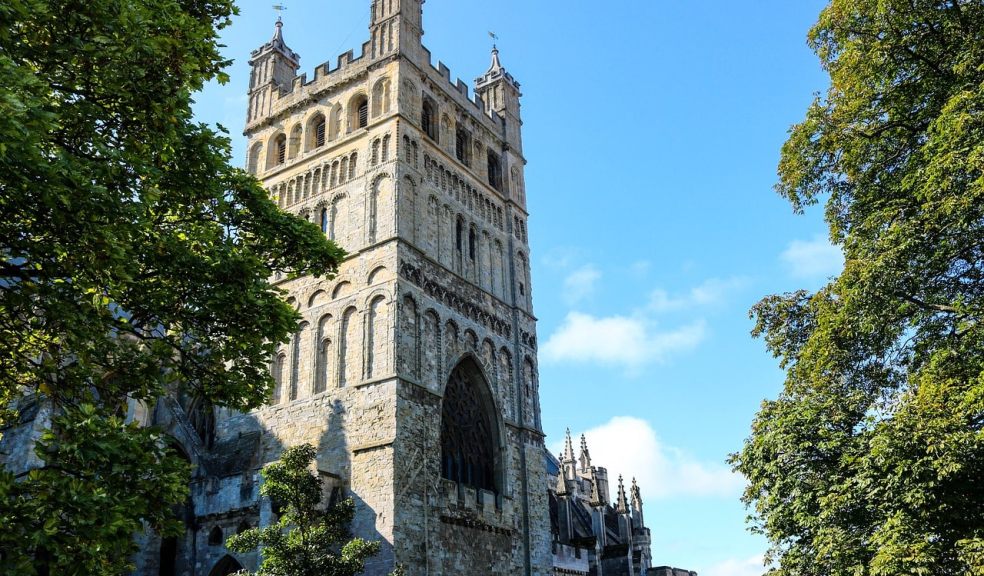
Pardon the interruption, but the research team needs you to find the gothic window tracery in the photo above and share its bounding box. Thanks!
[179,393,215,448]
[440,359,500,493]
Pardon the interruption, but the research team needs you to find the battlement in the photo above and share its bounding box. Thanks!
[246,41,374,132]
[420,44,505,131]
[247,34,509,140]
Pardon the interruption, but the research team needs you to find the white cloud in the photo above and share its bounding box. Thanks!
[702,555,767,576]
[543,276,747,369]
[647,277,748,313]
[551,417,743,500]
[562,265,601,305]
[781,235,843,279]
[542,312,705,368]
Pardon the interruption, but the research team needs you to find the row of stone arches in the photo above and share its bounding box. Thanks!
[247,77,393,174]
[267,149,359,208]
[272,288,393,404]
[369,134,392,167]
[397,294,539,426]
[423,153,505,232]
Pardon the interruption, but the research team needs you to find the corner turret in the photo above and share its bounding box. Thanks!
[475,45,523,157]
[246,18,301,124]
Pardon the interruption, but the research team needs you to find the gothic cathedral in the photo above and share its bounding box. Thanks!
[134,1,552,574]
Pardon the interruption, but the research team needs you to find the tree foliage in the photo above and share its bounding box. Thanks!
[732,1,984,575]
[226,444,389,576]
[0,1,343,573]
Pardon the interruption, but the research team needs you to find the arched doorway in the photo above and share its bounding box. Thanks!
[209,555,244,576]
[440,357,502,493]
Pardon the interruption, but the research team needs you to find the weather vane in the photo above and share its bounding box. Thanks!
[489,31,498,49]
[273,4,287,21]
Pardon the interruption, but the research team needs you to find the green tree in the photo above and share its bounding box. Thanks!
[226,444,389,576]
[0,1,344,574]
[731,1,984,575]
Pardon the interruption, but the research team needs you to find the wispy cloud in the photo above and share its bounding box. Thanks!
[781,235,843,279]
[562,265,601,305]
[702,555,767,576]
[542,247,582,270]
[543,276,745,369]
[552,417,743,500]
[647,277,748,313]
[542,313,705,368]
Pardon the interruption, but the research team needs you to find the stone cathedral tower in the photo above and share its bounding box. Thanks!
[141,2,551,575]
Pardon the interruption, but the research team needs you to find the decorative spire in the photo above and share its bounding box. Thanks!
[615,475,629,514]
[475,43,519,91]
[578,434,592,473]
[250,11,299,67]
[488,45,503,74]
[272,17,285,44]
[562,428,576,463]
[630,477,645,527]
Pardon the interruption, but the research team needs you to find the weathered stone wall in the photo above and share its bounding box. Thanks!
[2,3,550,575]
[0,397,50,477]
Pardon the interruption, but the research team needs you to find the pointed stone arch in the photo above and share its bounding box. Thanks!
[440,356,504,494]
[208,555,244,576]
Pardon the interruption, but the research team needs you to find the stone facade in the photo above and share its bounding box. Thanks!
[0,3,705,575]
[129,1,548,574]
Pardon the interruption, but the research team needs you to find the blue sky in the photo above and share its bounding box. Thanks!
[194,1,836,574]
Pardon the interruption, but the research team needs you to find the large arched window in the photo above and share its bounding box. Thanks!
[179,393,215,448]
[440,358,501,493]
[208,556,244,576]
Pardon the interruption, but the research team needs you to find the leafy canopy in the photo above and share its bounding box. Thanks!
[0,0,343,574]
[731,1,984,575]
[226,444,397,576]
